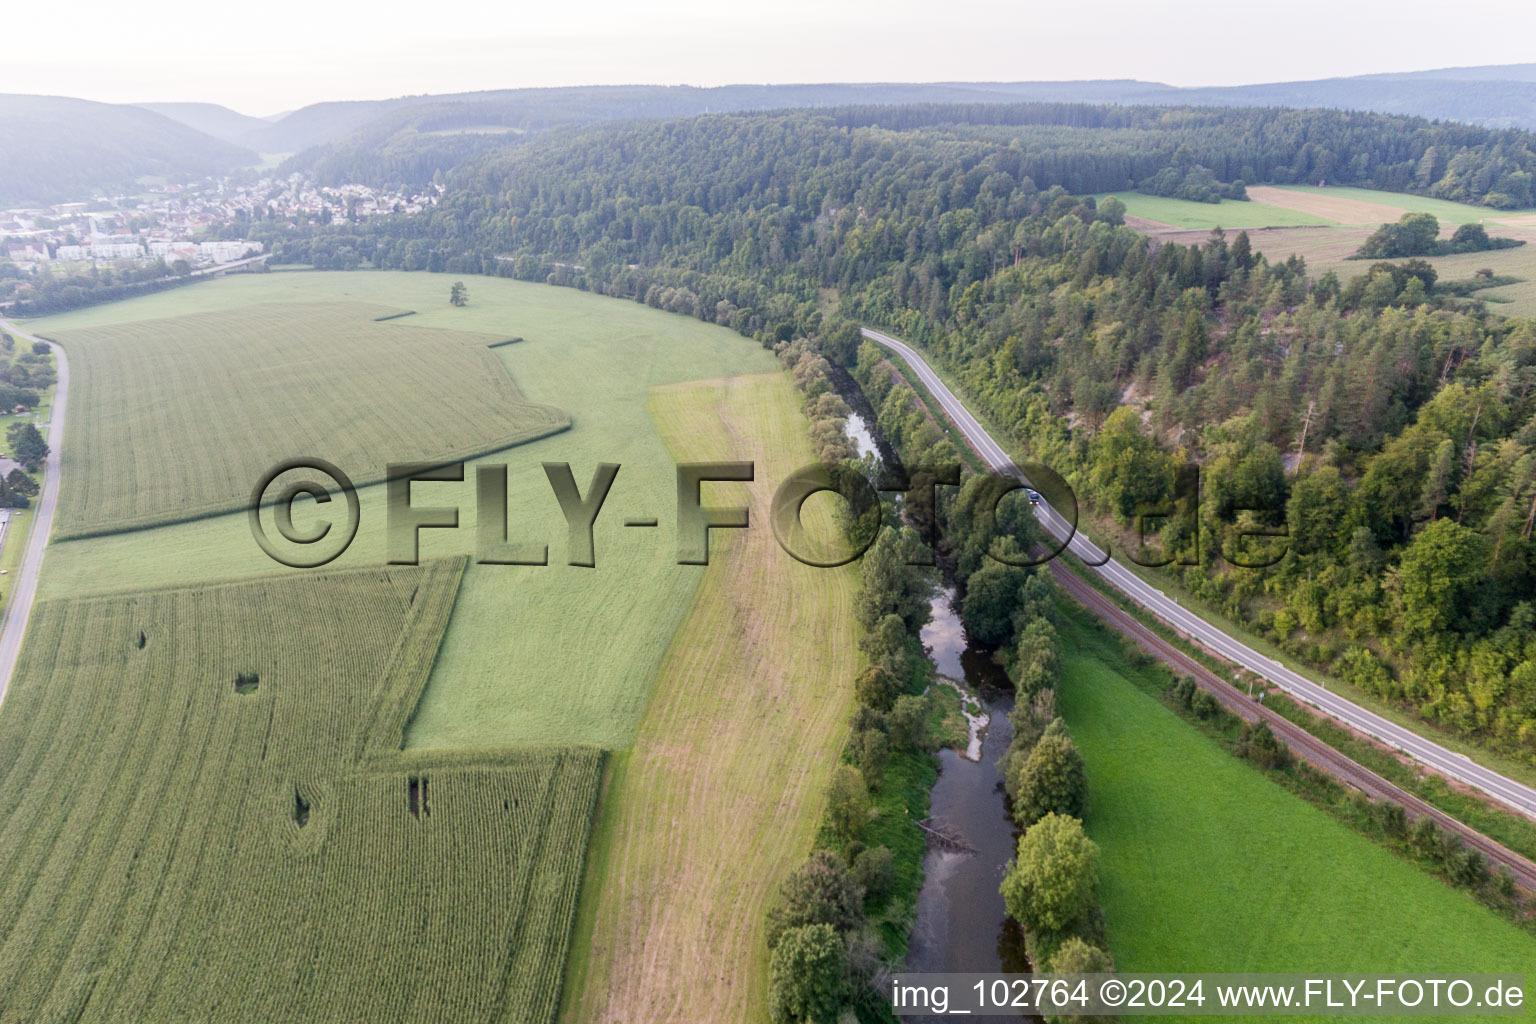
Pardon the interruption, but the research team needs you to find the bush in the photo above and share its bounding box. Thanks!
[1169,676,1197,708]
[768,924,847,1024]
[1007,727,1088,827]
[1411,816,1448,862]
[1190,689,1221,720]
[850,845,896,906]
[854,665,899,712]
[851,728,889,790]
[764,850,865,950]
[1371,800,1408,839]
[1450,848,1489,889]
[889,695,929,750]
[1236,720,1293,771]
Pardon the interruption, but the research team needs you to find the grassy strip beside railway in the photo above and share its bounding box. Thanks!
[1055,547,1536,869]
[1057,607,1536,997]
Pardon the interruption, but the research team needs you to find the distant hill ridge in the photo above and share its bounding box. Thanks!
[7,65,1536,207]
[0,94,257,207]
[140,65,1536,156]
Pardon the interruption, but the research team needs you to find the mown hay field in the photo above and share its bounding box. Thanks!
[41,299,569,539]
[33,272,784,749]
[0,560,601,1023]
[1259,184,1536,226]
[1056,610,1536,1006]
[561,373,859,1024]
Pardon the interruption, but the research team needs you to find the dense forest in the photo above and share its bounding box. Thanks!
[272,102,1536,762]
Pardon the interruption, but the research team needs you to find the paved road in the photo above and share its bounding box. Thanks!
[863,326,1536,821]
[0,318,67,705]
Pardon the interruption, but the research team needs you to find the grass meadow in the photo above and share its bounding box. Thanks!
[0,560,602,1023]
[1057,612,1536,1013]
[561,373,859,1024]
[1102,191,1334,230]
[28,271,783,749]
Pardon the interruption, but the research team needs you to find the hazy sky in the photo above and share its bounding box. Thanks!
[7,0,1536,115]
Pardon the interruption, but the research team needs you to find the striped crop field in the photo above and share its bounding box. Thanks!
[0,559,601,1023]
[42,300,570,539]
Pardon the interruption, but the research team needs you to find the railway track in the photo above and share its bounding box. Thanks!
[1048,560,1536,892]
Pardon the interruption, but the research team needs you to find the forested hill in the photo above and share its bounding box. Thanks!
[321,103,1536,235]
[257,83,1032,156]
[276,76,1536,188]
[0,95,257,206]
[274,102,1536,763]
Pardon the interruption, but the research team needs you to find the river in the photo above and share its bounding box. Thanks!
[838,400,1029,991]
[845,410,879,459]
[905,588,1030,979]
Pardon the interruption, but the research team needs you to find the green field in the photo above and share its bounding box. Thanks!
[41,300,569,539]
[0,561,602,1023]
[1101,191,1334,230]
[1057,615,1536,1014]
[28,271,783,749]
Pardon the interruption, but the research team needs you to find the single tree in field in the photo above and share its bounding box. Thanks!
[449,281,468,307]
[1000,812,1099,933]
[768,924,847,1024]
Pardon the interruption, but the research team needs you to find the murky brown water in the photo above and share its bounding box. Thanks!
[906,589,1031,981]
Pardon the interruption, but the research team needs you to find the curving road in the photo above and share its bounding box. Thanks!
[0,318,66,706]
[863,326,1536,821]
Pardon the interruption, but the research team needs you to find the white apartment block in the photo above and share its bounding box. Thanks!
[90,242,147,260]
[197,240,261,263]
